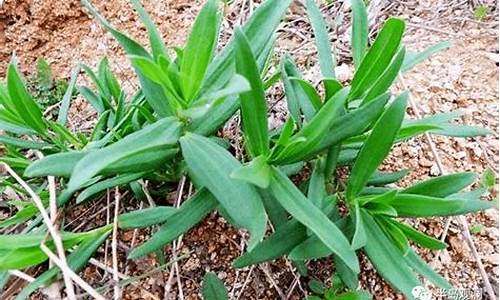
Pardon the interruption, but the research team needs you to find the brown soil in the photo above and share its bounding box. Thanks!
[0,0,498,299]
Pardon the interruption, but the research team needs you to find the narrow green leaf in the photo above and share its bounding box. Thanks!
[0,136,49,150]
[390,220,447,250]
[202,273,229,300]
[367,169,409,186]
[7,63,46,135]
[349,18,405,99]
[200,0,293,95]
[390,193,496,217]
[119,206,177,229]
[401,41,452,72]
[57,66,80,125]
[129,188,218,258]
[307,159,327,209]
[313,93,389,154]
[404,249,453,290]
[346,92,408,200]
[24,151,85,178]
[402,172,477,197]
[350,0,368,68]
[233,220,307,268]
[375,216,409,254]
[291,78,322,111]
[129,0,168,60]
[351,204,366,249]
[363,47,406,104]
[180,133,267,249]
[361,210,421,299]
[288,218,350,261]
[281,56,316,122]
[306,0,335,77]
[67,118,181,193]
[269,168,359,273]
[181,0,220,101]
[272,88,349,164]
[234,28,269,157]
[79,86,105,113]
[76,172,146,204]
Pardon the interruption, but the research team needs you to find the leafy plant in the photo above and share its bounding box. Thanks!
[0,0,496,299]
[473,4,490,21]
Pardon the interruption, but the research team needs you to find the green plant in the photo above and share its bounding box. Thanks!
[306,275,371,300]
[473,4,490,21]
[0,0,496,299]
[26,58,74,110]
[201,272,229,300]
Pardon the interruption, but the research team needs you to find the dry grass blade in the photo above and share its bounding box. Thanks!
[1,162,77,299]
[113,187,122,300]
[40,244,106,300]
[8,270,35,283]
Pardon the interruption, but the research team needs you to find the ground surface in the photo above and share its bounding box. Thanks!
[0,0,498,299]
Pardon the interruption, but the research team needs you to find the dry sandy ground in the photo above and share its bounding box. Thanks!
[0,0,498,299]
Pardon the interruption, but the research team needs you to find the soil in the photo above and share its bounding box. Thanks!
[0,0,498,299]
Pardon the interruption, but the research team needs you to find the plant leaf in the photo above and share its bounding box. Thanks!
[7,63,46,135]
[129,188,218,258]
[199,0,293,96]
[233,220,307,268]
[119,206,177,229]
[306,0,335,78]
[129,0,168,60]
[202,272,229,300]
[362,47,406,104]
[313,92,389,154]
[57,66,80,125]
[76,172,146,204]
[346,92,408,201]
[351,203,366,249]
[390,193,497,217]
[234,28,270,157]
[350,0,368,68]
[401,41,452,72]
[366,169,409,186]
[361,210,421,299]
[24,151,85,178]
[390,219,447,250]
[180,133,267,250]
[67,118,181,193]
[404,249,453,290]
[269,167,359,273]
[81,0,173,117]
[272,87,349,164]
[349,18,405,100]
[402,172,477,197]
[181,0,220,102]
[0,136,49,150]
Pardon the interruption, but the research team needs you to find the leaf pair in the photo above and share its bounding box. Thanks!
[349,18,405,103]
[0,63,46,135]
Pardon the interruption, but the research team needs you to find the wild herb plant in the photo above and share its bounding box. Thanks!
[0,0,496,299]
